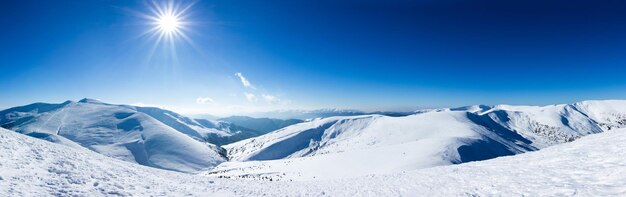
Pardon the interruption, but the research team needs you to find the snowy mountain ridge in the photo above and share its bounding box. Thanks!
[0,99,234,173]
[213,100,626,180]
[0,98,310,173]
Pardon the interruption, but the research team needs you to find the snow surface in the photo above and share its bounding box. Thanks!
[574,100,626,130]
[2,99,626,194]
[136,106,234,138]
[214,100,626,180]
[216,112,529,180]
[133,106,268,145]
[0,99,226,173]
[1,127,625,196]
[0,99,280,148]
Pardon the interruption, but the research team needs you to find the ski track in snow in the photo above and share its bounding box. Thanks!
[39,106,67,135]
[1,127,625,196]
[55,107,68,135]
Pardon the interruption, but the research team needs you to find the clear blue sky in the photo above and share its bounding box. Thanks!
[1,0,626,115]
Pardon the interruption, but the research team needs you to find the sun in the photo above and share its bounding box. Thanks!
[157,14,180,33]
[142,1,192,40]
[135,1,196,61]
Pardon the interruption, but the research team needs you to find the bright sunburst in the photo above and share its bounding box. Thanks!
[141,1,194,44]
[157,14,180,33]
[134,1,197,62]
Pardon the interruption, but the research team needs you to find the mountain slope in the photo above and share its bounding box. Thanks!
[0,127,247,196]
[574,100,626,130]
[298,127,626,196]
[218,112,535,180]
[2,126,625,196]
[135,106,233,140]
[134,106,262,145]
[216,100,626,179]
[476,103,603,147]
[0,99,226,173]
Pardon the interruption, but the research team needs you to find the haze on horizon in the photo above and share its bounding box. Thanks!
[2,0,626,116]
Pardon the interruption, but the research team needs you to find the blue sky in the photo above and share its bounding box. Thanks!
[1,0,626,115]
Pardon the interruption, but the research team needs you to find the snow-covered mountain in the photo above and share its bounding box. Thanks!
[3,98,626,179]
[2,126,625,196]
[213,100,626,180]
[0,98,229,173]
[132,106,264,145]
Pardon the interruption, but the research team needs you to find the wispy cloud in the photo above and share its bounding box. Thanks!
[235,72,255,89]
[244,92,258,102]
[262,94,280,104]
[234,73,289,105]
[196,97,214,104]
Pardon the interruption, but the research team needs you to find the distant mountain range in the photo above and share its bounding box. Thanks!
[198,108,415,120]
[218,116,303,133]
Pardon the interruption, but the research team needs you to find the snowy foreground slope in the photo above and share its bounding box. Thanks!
[1,127,625,196]
[215,100,626,180]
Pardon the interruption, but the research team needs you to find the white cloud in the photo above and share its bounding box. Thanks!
[262,94,280,104]
[235,72,255,89]
[196,97,214,104]
[243,92,258,102]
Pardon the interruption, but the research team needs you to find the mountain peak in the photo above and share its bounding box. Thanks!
[78,98,104,104]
